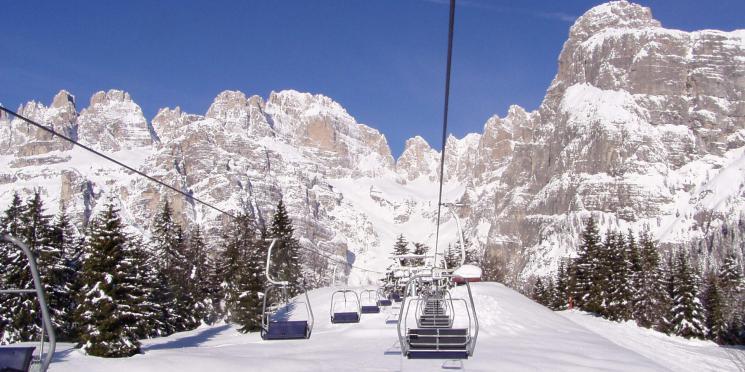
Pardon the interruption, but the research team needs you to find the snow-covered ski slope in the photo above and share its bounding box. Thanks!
[49,283,743,371]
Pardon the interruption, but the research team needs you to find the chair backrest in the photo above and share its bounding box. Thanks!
[0,347,36,372]
[330,289,361,317]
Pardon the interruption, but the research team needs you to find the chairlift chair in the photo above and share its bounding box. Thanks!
[330,289,361,323]
[376,288,392,307]
[0,234,55,372]
[260,239,314,340]
[359,289,381,314]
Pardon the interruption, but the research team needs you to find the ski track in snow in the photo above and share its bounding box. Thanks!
[40,282,742,372]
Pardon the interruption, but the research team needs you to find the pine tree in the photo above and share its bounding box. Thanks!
[219,213,265,333]
[670,249,706,339]
[633,230,667,330]
[234,236,267,333]
[269,199,301,296]
[150,201,199,333]
[718,251,744,344]
[127,237,166,339]
[552,259,570,310]
[0,194,26,342]
[75,203,140,357]
[0,192,55,344]
[702,271,725,343]
[718,251,744,292]
[532,277,549,307]
[444,243,460,269]
[187,226,216,325]
[606,231,632,321]
[657,252,676,334]
[117,236,152,342]
[392,234,409,266]
[463,236,479,265]
[412,242,428,266]
[48,206,83,341]
[625,229,642,304]
[149,202,178,334]
[573,216,603,313]
[170,227,199,332]
[544,277,556,309]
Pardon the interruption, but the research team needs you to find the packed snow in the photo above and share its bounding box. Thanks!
[42,282,743,371]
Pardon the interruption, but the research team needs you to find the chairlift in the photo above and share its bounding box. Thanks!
[0,234,55,372]
[376,288,392,307]
[330,289,361,324]
[395,203,481,359]
[397,272,478,359]
[260,239,314,340]
[359,289,381,314]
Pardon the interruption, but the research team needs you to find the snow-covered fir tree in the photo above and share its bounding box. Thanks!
[47,205,83,341]
[670,249,706,339]
[718,250,744,344]
[573,216,603,313]
[187,226,217,325]
[702,271,725,343]
[392,234,408,261]
[632,230,667,331]
[463,236,480,265]
[218,213,265,333]
[150,201,200,333]
[605,231,632,321]
[532,277,549,307]
[124,234,168,339]
[75,203,141,357]
[233,235,267,333]
[552,259,569,310]
[0,191,56,344]
[269,199,302,296]
[544,277,556,309]
[411,242,428,266]
[383,234,410,288]
[444,243,460,270]
[0,194,29,344]
[625,229,642,305]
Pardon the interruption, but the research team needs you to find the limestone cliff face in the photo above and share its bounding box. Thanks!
[1,1,743,283]
[77,90,153,151]
[0,88,397,274]
[1,90,78,156]
[469,1,745,280]
[396,136,439,182]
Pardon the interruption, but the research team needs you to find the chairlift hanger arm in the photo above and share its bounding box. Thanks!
[264,238,289,286]
[441,203,466,267]
[1,234,56,372]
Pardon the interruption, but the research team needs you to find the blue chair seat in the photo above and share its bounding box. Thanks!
[377,299,392,306]
[390,293,402,302]
[331,312,360,323]
[361,305,380,314]
[0,346,35,372]
[262,320,308,340]
[407,350,469,359]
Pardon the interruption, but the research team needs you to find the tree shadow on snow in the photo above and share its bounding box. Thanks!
[143,324,232,352]
[269,302,298,322]
[52,347,80,363]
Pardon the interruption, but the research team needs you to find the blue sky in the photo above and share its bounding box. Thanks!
[1,0,743,157]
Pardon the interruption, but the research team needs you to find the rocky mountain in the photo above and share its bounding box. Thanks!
[1,1,743,285]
